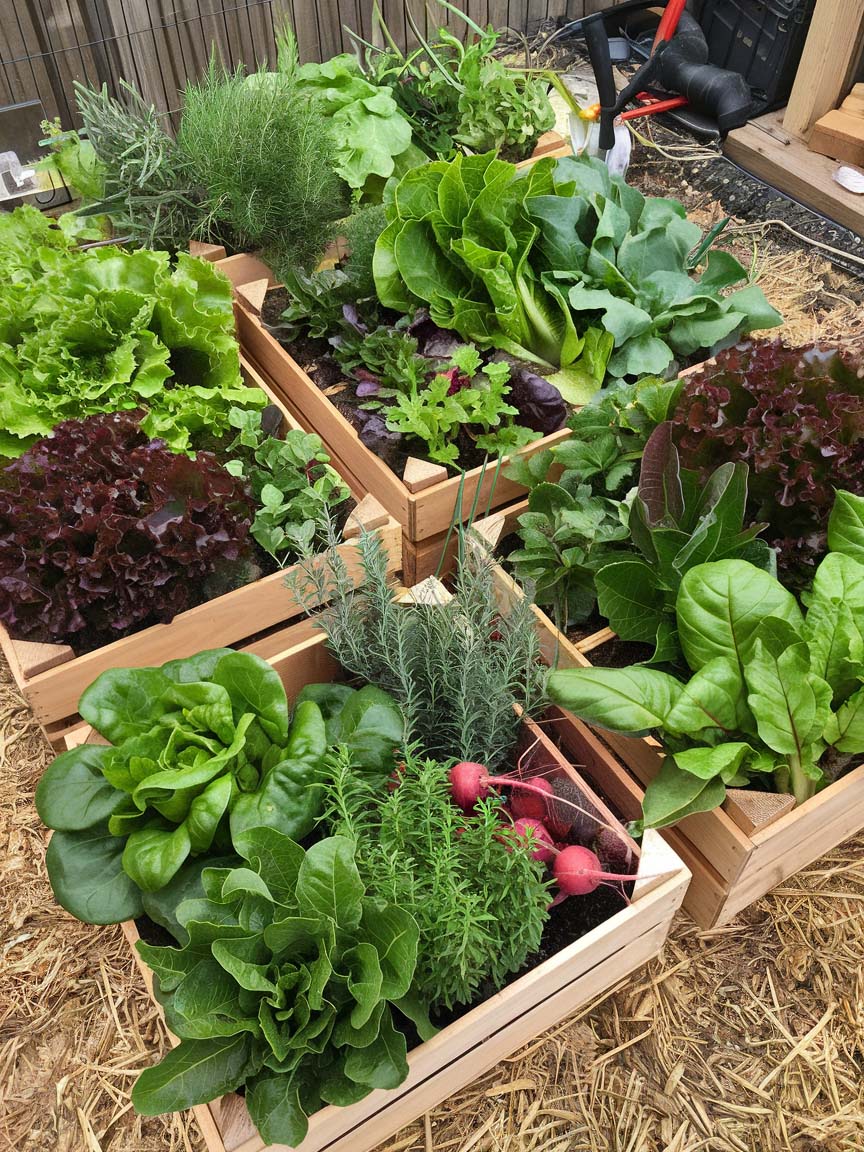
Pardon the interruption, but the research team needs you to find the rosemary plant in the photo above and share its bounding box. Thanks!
[73,81,199,249]
[178,60,347,270]
[291,529,548,771]
[322,745,550,1009]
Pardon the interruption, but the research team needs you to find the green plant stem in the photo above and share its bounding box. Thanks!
[786,754,817,806]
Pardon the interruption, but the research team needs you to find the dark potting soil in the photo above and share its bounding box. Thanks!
[564,610,607,646]
[572,636,656,668]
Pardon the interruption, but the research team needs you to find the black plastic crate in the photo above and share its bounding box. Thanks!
[692,0,816,112]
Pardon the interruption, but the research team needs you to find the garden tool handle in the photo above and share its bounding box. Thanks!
[582,13,618,152]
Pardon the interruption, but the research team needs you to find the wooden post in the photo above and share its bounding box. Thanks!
[782,0,864,139]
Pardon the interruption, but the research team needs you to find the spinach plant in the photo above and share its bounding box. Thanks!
[131,832,421,1146]
[36,650,403,921]
[593,423,774,663]
[224,407,351,564]
[548,490,864,825]
[504,375,684,629]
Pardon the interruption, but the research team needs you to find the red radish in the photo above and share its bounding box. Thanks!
[449,762,490,810]
[511,817,556,864]
[553,845,637,896]
[510,775,554,820]
[387,762,406,793]
[449,763,611,843]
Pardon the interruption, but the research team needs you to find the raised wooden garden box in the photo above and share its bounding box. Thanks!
[65,578,687,1152]
[0,356,401,742]
[471,506,864,929]
[216,263,570,582]
[211,150,580,583]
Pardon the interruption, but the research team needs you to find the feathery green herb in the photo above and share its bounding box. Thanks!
[322,746,550,1008]
[292,531,547,771]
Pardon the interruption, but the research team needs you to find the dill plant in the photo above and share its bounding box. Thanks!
[293,529,548,772]
[322,746,550,1009]
[177,60,347,270]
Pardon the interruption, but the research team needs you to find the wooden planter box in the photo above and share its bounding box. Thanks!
[0,356,401,741]
[217,269,570,582]
[471,506,864,929]
[209,131,578,583]
[67,586,687,1152]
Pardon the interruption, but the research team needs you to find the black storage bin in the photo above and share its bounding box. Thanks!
[692,0,815,112]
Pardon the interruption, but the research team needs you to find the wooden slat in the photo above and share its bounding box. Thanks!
[782,0,864,138]
[402,457,448,493]
[724,110,864,242]
[10,640,74,679]
[808,109,864,166]
[723,789,795,836]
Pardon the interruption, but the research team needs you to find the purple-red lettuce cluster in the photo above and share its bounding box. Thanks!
[0,412,255,648]
[671,340,864,585]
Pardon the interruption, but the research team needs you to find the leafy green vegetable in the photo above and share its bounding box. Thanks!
[504,377,686,631]
[548,498,864,823]
[224,407,350,564]
[130,832,420,1146]
[594,423,774,663]
[378,345,539,467]
[508,481,630,626]
[36,650,405,919]
[271,34,423,194]
[0,214,261,457]
[323,748,550,1009]
[359,8,554,163]
[374,153,780,399]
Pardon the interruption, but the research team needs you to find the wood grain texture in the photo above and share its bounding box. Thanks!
[724,789,796,835]
[782,0,864,137]
[724,111,864,238]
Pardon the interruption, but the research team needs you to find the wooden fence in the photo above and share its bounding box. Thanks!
[1,0,605,127]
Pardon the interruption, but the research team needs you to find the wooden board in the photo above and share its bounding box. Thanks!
[223,266,572,544]
[107,619,687,1152]
[724,111,864,237]
[782,0,864,138]
[0,355,401,730]
[470,521,864,928]
[809,108,864,166]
